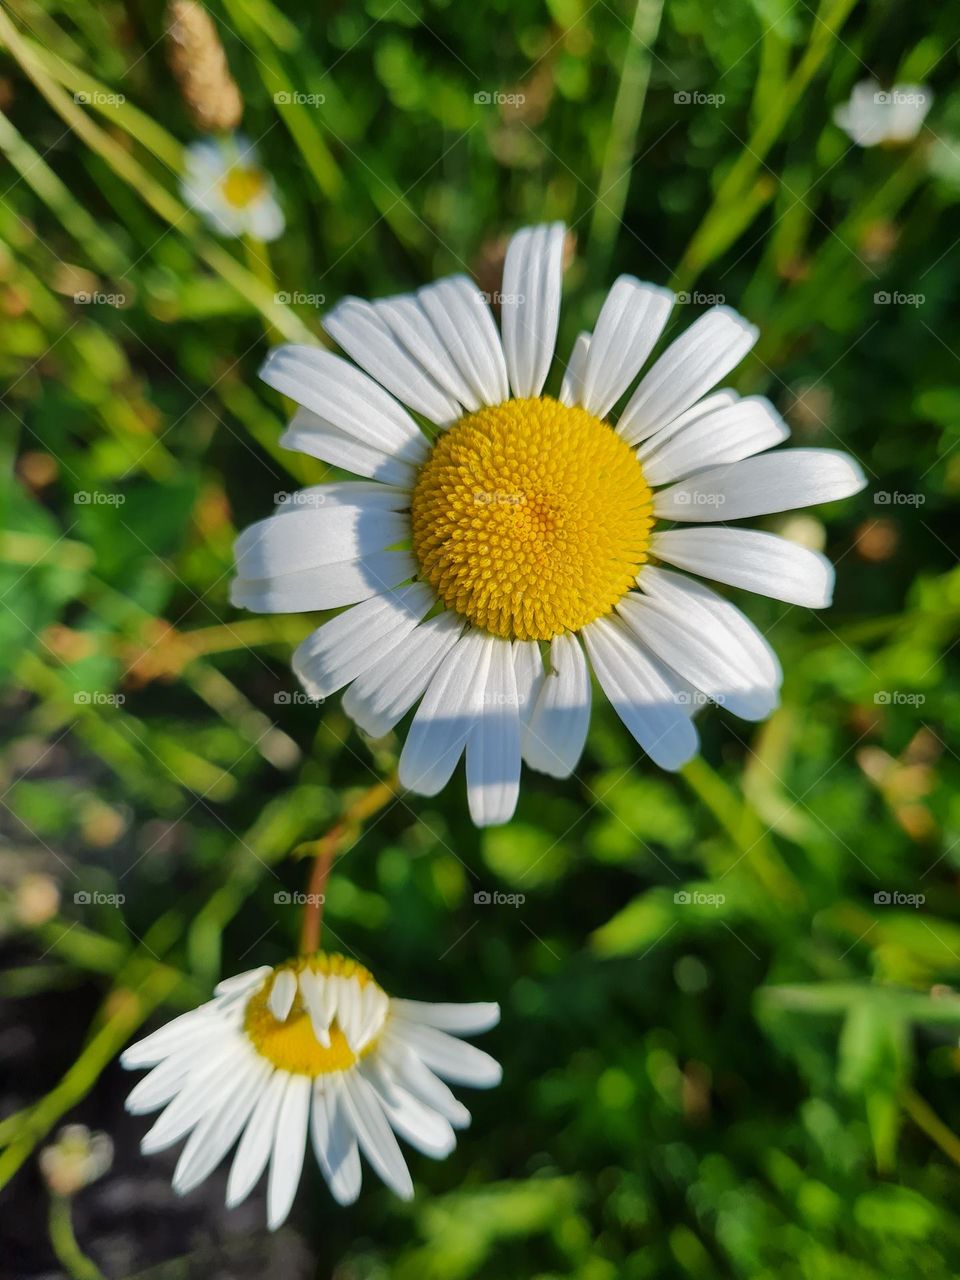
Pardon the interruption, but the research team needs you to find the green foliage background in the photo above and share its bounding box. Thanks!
[1,0,960,1275]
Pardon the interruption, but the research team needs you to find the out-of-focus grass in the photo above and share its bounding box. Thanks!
[1,0,960,1276]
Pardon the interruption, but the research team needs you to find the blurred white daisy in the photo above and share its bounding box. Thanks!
[232,223,866,825]
[121,954,500,1229]
[834,80,932,147]
[181,134,284,241]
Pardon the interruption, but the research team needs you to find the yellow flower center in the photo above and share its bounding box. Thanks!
[220,164,266,209]
[243,954,383,1077]
[410,397,654,641]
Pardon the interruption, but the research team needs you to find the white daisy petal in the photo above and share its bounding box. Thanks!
[260,346,428,463]
[522,632,591,778]
[292,583,435,701]
[379,1040,471,1129]
[335,975,364,1053]
[273,481,409,517]
[311,1077,362,1205]
[652,528,836,607]
[342,611,465,739]
[581,616,699,770]
[617,592,778,722]
[267,1073,311,1230]
[233,506,408,580]
[214,967,273,999]
[638,565,782,691]
[125,1052,198,1115]
[640,396,789,487]
[512,640,545,741]
[172,1055,271,1196]
[298,969,331,1048]
[373,294,480,412]
[280,407,419,486]
[465,635,522,827]
[226,1069,287,1208]
[230,551,416,614]
[121,1007,220,1071]
[398,629,493,796]
[653,448,866,521]
[579,277,674,417]
[141,1038,244,1154]
[635,390,740,460]
[389,999,501,1035]
[324,297,462,424]
[267,969,297,1022]
[618,306,759,444]
[417,275,510,407]
[501,222,566,398]
[559,331,591,407]
[390,1022,502,1089]
[340,1070,414,1199]
[361,1061,456,1158]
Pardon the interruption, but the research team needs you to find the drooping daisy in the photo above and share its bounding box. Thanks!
[181,134,284,241]
[121,954,500,1229]
[834,80,932,147]
[232,223,866,824]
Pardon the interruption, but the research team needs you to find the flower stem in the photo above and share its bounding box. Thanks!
[296,773,399,954]
[48,1195,106,1280]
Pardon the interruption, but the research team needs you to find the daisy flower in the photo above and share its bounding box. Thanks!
[181,134,284,241]
[121,954,501,1229]
[834,80,932,147]
[232,223,866,825]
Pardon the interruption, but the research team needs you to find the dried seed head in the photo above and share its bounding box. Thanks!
[166,0,243,133]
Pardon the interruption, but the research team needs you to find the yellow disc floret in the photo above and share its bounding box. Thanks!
[410,396,654,641]
[221,164,266,209]
[244,953,383,1077]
